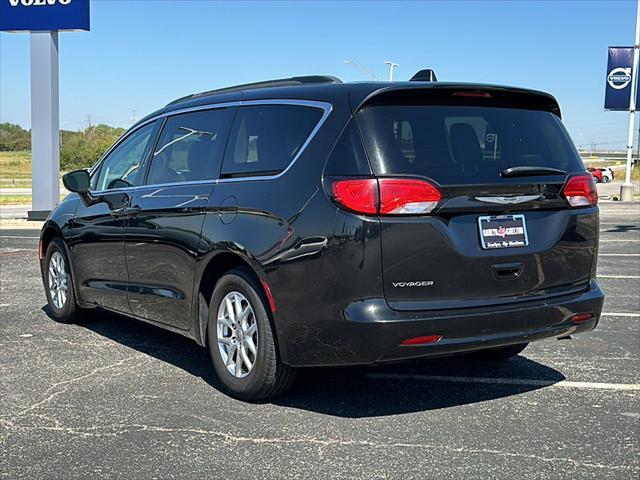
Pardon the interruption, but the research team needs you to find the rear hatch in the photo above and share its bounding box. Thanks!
[354,87,598,311]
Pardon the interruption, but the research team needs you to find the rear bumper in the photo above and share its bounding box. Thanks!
[285,280,604,367]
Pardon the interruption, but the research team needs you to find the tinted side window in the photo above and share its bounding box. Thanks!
[147,108,235,185]
[221,105,323,177]
[92,122,158,191]
[324,121,371,175]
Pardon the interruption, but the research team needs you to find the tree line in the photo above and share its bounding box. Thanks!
[0,122,125,170]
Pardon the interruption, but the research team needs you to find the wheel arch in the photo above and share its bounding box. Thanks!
[39,221,63,261]
[195,250,274,348]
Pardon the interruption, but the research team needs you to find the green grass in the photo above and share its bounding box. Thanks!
[0,194,32,205]
[0,151,32,187]
[0,151,68,188]
[0,194,67,206]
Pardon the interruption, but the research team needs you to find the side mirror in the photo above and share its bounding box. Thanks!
[62,169,103,207]
[62,169,91,194]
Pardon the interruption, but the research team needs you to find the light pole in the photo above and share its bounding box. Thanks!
[384,61,399,81]
[621,0,640,201]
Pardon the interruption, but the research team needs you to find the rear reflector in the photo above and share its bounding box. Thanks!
[561,173,598,207]
[331,178,441,215]
[571,312,594,324]
[400,335,442,346]
[260,279,277,313]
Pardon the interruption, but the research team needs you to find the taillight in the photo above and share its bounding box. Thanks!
[331,178,441,215]
[331,179,378,214]
[561,173,598,207]
[379,178,441,214]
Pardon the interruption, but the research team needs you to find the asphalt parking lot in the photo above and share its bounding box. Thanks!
[1,203,638,479]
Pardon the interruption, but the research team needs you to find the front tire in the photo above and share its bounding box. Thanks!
[44,238,86,324]
[207,268,296,401]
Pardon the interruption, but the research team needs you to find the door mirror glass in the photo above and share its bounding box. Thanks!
[63,169,91,194]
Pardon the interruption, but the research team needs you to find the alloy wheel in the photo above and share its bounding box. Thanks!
[48,251,68,310]
[217,291,259,378]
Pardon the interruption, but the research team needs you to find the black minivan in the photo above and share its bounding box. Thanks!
[41,73,604,400]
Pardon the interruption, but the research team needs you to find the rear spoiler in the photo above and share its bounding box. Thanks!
[351,83,562,118]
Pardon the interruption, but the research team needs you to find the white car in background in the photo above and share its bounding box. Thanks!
[599,167,614,183]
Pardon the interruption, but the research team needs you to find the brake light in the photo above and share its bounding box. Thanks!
[451,91,492,98]
[331,179,378,214]
[331,178,441,215]
[561,173,598,207]
[379,178,441,214]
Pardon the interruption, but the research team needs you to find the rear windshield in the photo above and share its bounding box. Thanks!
[356,105,583,185]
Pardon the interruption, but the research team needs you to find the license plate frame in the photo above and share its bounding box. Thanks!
[478,214,529,250]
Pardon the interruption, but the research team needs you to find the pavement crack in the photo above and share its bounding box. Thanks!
[1,422,634,472]
[1,357,142,421]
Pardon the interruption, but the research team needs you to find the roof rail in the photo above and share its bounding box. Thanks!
[167,75,342,106]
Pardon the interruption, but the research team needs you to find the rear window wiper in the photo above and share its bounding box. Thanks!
[500,166,567,178]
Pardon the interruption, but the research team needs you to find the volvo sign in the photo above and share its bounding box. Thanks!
[605,46,639,111]
[1,0,90,219]
[0,0,89,31]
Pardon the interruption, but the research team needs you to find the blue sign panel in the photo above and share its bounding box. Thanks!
[0,0,90,32]
[605,46,639,111]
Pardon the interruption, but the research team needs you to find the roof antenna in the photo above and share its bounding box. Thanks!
[410,69,438,82]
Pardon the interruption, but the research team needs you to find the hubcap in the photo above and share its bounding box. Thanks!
[48,251,68,310]
[217,291,258,378]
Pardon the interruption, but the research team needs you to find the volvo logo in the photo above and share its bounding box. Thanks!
[607,67,632,90]
[8,0,71,6]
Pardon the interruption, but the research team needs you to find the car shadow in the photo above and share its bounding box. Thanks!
[51,307,567,418]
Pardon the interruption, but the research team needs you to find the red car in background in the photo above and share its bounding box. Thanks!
[588,167,604,183]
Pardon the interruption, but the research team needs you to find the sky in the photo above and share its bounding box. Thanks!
[0,0,638,150]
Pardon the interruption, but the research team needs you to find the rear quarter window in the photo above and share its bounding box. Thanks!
[221,104,324,177]
[324,121,371,176]
[356,105,584,184]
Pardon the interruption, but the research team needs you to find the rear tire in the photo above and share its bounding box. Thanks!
[471,343,528,361]
[207,268,296,401]
[44,238,88,324]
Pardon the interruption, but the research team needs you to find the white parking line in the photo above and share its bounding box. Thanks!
[598,253,640,256]
[602,312,640,317]
[599,239,640,242]
[0,235,38,239]
[598,275,640,279]
[364,373,640,391]
[0,248,35,253]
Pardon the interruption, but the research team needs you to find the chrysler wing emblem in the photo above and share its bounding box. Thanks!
[474,194,542,205]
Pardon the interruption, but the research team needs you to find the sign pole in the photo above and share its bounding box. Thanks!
[621,0,640,201]
[28,31,60,220]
